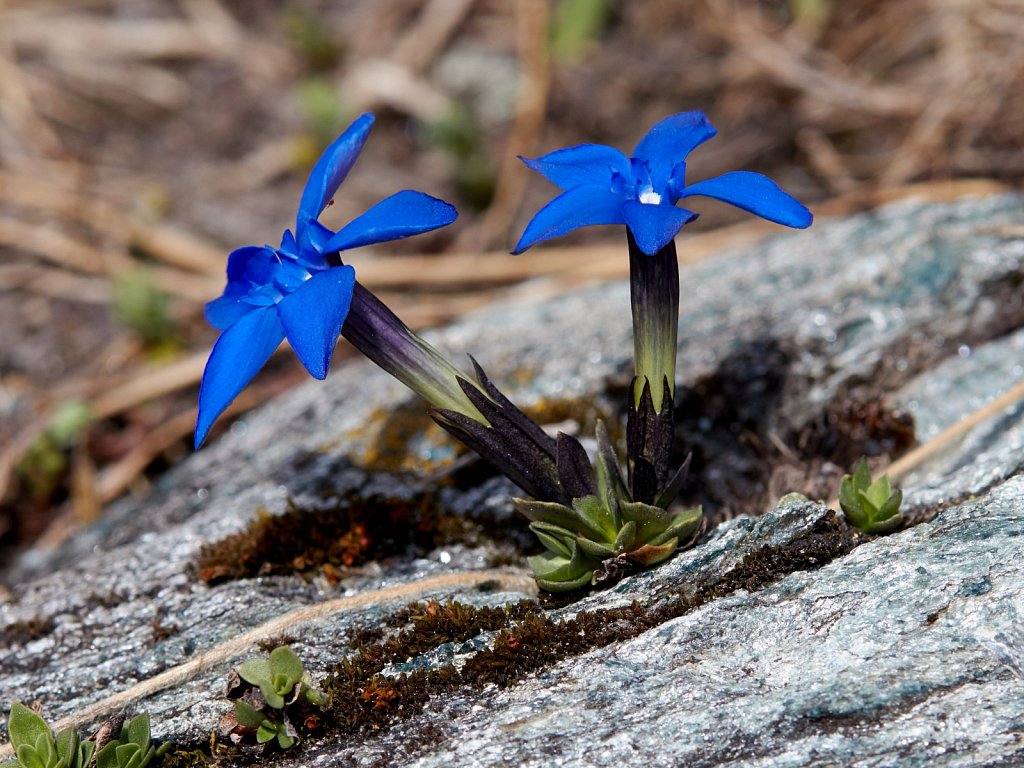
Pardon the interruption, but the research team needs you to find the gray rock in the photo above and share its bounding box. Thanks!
[3,192,1024,767]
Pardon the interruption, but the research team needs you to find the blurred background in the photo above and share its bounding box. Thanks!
[1,0,1021,562]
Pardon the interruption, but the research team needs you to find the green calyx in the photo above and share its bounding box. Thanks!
[838,458,904,534]
[515,422,702,592]
[93,713,170,768]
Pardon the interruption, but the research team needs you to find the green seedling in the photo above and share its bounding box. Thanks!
[231,701,296,750]
[93,713,169,768]
[235,646,327,710]
[839,458,904,534]
[2,702,95,768]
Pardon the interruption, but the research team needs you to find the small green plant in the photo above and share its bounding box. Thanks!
[93,713,169,768]
[228,646,327,751]
[839,458,904,534]
[513,422,703,591]
[235,646,326,709]
[231,701,296,750]
[2,702,95,768]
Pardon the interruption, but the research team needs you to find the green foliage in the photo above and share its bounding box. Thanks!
[235,646,326,710]
[550,0,614,62]
[2,702,95,768]
[93,713,169,768]
[113,269,174,346]
[838,458,904,534]
[231,701,295,751]
[515,422,703,591]
[229,646,327,751]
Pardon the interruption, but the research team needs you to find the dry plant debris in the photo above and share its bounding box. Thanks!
[1,0,1021,560]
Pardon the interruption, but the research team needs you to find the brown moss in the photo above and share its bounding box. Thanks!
[315,510,854,744]
[0,615,55,646]
[192,490,448,584]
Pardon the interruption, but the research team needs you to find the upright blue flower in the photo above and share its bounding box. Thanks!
[513,111,812,256]
[196,113,457,447]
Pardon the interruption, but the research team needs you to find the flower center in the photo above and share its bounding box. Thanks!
[639,189,662,205]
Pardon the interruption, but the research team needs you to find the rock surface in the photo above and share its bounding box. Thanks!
[3,192,1024,767]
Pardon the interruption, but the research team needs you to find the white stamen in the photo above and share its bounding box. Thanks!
[639,189,662,205]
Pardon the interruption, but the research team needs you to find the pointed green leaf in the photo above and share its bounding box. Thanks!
[16,745,45,768]
[79,740,96,768]
[115,742,139,767]
[513,499,582,532]
[857,489,881,518]
[123,713,150,748]
[276,730,296,750]
[575,535,617,559]
[626,539,678,567]
[535,569,594,592]
[268,647,304,687]
[529,521,575,557]
[877,488,903,523]
[95,742,119,768]
[55,727,79,765]
[838,474,863,520]
[8,703,52,753]
[650,506,702,547]
[236,658,272,688]
[612,520,638,552]
[255,723,276,745]
[594,420,629,523]
[864,515,903,535]
[619,500,671,542]
[852,457,872,491]
[866,474,892,509]
[303,684,328,707]
[571,495,617,541]
[232,700,266,729]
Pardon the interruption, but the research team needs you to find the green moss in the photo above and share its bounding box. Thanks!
[315,511,854,744]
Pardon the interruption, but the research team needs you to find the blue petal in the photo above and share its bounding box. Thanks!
[632,111,717,196]
[276,266,356,379]
[679,171,813,228]
[205,295,252,330]
[297,219,336,263]
[296,112,375,244]
[223,245,280,296]
[512,185,627,253]
[521,144,631,191]
[195,306,284,448]
[622,200,698,255]
[205,245,280,330]
[322,191,458,253]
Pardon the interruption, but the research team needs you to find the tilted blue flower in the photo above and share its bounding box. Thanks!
[196,113,458,447]
[514,111,812,256]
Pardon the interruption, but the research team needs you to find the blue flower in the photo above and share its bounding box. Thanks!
[196,113,458,447]
[513,111,812,256]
